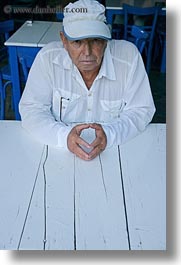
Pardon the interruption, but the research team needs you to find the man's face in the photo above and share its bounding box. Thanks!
[60,33,107,73]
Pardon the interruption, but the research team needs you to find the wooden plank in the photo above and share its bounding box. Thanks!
[42,147,75,250]
[0,121,44,249]
[74,129,129,250]
[17,146,47,250]
[120,124,166,250]
[5,21,52,47]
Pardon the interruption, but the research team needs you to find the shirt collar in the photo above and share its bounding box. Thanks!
[53,49,73,69]
[62,52,73,69]
[53,42,116,80]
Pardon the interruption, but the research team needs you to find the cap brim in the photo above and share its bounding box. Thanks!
[63,20,111,40]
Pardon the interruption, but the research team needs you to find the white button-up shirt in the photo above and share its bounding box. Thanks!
[19,40,155,149]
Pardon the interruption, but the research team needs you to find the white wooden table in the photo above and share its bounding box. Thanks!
[0,121,166,250]
[4,21,62,120]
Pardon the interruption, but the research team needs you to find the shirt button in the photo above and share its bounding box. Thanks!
[88,108,91,111]
[88,93,92,97]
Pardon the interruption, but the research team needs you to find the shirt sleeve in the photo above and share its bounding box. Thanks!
[101,52,156,148]
[19,50,72,149]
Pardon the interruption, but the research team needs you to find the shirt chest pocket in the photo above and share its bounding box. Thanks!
[52,89,80,122]
[100,99,126,122]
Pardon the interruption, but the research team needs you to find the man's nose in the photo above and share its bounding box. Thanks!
[83,42,92,55]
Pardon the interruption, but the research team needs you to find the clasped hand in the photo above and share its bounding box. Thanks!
[67,123,107,161]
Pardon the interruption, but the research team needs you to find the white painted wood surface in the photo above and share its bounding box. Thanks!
[17,146,47,250]
[38,22,62,47]
[0,121,166,250]
[120,124,166,250]
[43,147,75,250]
[0,121,44,249]
[5,21,62,47]
[74,148,129,250]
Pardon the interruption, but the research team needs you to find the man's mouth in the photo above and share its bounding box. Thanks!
[80,60,95,64]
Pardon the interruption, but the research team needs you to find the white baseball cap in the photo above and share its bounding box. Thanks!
[63,0,111,40]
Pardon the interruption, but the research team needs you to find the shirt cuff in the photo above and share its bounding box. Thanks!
[101,124,115,148]
[57,125,72,150]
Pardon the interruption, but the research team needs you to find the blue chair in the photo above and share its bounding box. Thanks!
[0,73,5,119]
[123,4,161,73]
[153,10,166,73]
[56,12,64,22]
[0,20,14,61]
[105,9,124,39]
[0,20,36,119]
[17,48,38,82]
[0,71,12,120]
[18,54,35,82]
[130,25,149,54]
[160,30,166,73]
[0,20,15,119]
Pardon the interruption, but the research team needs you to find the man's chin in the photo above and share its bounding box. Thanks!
[79,64,97,71]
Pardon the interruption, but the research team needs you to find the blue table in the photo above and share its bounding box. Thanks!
[5,21,62,120]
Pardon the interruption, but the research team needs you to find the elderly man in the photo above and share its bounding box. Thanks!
[19,0,155,161]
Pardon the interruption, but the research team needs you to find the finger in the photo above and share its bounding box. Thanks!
[76,136,91,149]
[89,123,101,131]
[90,137,100,148]
[88,146,101,160]
[75,123,90,134]
[90,135,106,150]
[74,145,91,161]
[89,123,105,140]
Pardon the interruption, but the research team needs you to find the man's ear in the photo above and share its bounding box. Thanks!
[60,32,68,50]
